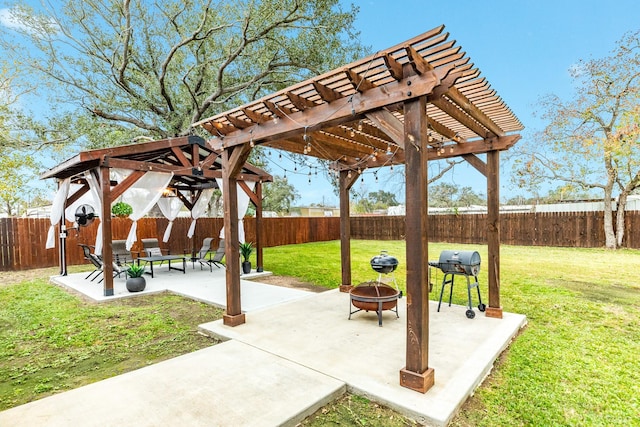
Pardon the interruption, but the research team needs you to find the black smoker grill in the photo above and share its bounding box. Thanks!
[429,250,485,319]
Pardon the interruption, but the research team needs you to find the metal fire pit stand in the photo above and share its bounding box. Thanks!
[349,288,400,326]
[436,271,485,319]
[348,272,402,327]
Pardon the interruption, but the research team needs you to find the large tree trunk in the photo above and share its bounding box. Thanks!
[616,191,629,248]
[603,186,617,249]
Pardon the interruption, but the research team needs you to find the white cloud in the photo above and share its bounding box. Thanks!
[0,8,28,31]
[0,6,58,35]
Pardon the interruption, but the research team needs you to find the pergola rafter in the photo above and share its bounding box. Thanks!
[196,25,523,395]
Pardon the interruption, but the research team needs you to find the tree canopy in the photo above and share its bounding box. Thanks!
[262,176,299,214]
[1,0,366,149]
[428,182,485,208]
[512,29,640,248]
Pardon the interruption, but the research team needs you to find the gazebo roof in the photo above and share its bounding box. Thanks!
[41,135,273,193]
[194,25,523,171]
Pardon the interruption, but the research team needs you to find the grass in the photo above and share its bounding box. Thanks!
[2,242,639,426]
[0,269,223,410]
[263,241,640,426]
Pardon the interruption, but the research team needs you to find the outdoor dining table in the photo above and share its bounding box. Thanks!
[137,255,186,278]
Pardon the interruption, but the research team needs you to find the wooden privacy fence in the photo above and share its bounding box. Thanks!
[0,216,340,271]
[1,211,639,271]
[351,211,640,247]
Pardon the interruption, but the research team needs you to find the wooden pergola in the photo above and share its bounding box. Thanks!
[41,135,272,295]
[194,25,523,393]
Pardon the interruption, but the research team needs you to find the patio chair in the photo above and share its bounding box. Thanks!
[209,239,226,269]
[79,244,127,282]
[194,237,216,271]
[79,244,102,281]
[142,238,169,256]
[112,239,132,266]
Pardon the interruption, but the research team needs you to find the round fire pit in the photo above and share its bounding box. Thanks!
[349,282,401,327]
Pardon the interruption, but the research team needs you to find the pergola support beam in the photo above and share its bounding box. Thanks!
[99,166,115,297]
[400,65,434,394]
[339,168,360,292]
[222,144,252,327]
[486,150,502,318]
[211,68,447,150]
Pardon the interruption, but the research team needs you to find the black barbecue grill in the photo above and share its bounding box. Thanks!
[349,251,401,326]
[429,250,485,319]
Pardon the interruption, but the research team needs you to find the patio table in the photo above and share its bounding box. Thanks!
[137,255,186,278]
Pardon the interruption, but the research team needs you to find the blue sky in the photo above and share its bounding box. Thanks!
[4,0,639,206]
[279,0,640,206]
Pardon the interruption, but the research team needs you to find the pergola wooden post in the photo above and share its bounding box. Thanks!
[99,166,115,297]
[485,150,502,318]
[222,144,252,326]
[339,169,359,292]
[399,65,434,393]
[255,181,264,272]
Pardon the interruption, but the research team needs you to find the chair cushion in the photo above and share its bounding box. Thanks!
[147,247,163,256]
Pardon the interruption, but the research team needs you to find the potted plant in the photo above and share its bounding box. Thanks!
[112,201,133,218]
[239,242,253,274]
[125,264,146,292]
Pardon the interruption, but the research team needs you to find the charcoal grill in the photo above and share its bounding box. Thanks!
[429,250,485,319]
[349,251,401,326]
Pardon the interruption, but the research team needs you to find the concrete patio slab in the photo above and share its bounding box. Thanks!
[3,270,526,426]
[0,341,345,427]
[200,290,527,426]
[51,264,313,312]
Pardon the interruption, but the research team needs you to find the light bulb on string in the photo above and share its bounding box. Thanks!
[357,121,363,131]
[386,144,392,156]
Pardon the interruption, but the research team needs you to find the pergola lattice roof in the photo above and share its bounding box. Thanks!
[194,25,523,171]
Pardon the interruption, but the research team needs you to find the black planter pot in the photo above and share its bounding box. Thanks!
[126,277,146,292]
[242,261,252,274]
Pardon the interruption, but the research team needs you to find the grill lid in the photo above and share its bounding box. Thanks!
[431,250,481,276]
[370,251,399,274]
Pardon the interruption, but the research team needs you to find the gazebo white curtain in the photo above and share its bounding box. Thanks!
[215,178,255,243]
[187,188,214,238]
[112,169,174,250]
[157,196,183,242]
[45,178,71,249]
[58,172,103,253]
[83,172,103,254]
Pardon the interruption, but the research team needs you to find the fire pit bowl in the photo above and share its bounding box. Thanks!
[349,282,401,326]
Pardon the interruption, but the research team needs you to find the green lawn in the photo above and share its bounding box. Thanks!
[265,241,640,426]
[0,267,223,410]
[1,242,639,426]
